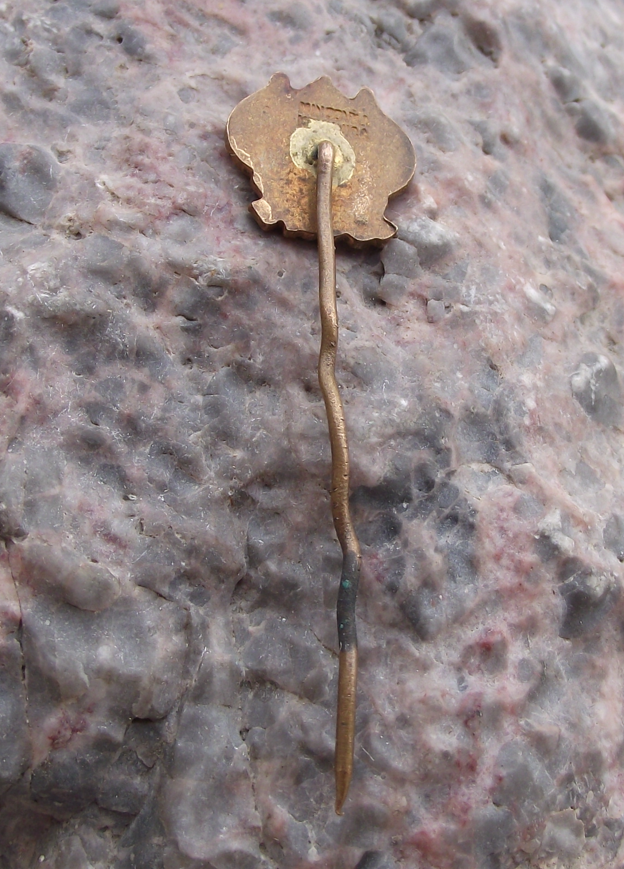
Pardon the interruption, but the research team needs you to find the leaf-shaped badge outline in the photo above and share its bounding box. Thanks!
[226,72,416,245]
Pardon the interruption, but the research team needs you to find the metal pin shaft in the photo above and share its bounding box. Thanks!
[316,140,362,816]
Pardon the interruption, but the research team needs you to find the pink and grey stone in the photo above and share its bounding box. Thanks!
[1,0,624,867]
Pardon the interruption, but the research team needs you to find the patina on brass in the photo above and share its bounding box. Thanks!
[226,72,415,245]
[226,75,415,815]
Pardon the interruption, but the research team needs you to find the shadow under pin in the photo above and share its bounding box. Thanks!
[226,73,415,814]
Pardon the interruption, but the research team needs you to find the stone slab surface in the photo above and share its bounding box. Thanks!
[1,1,624,867]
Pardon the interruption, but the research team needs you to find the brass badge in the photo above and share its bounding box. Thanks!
[226,74,415,814]
[226,72,415,245]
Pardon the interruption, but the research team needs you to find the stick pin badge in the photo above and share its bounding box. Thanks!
[226,73,415,814]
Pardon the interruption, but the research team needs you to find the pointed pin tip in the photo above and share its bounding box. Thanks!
[335,774,350,815]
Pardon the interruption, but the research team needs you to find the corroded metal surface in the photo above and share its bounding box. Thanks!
[226,72,416,245]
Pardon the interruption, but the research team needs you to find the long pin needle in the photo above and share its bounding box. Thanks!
[316,140,362,815]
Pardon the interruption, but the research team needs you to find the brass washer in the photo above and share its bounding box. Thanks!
[289,120,355,186]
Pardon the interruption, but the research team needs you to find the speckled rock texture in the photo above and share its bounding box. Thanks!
[1,1,624,867]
